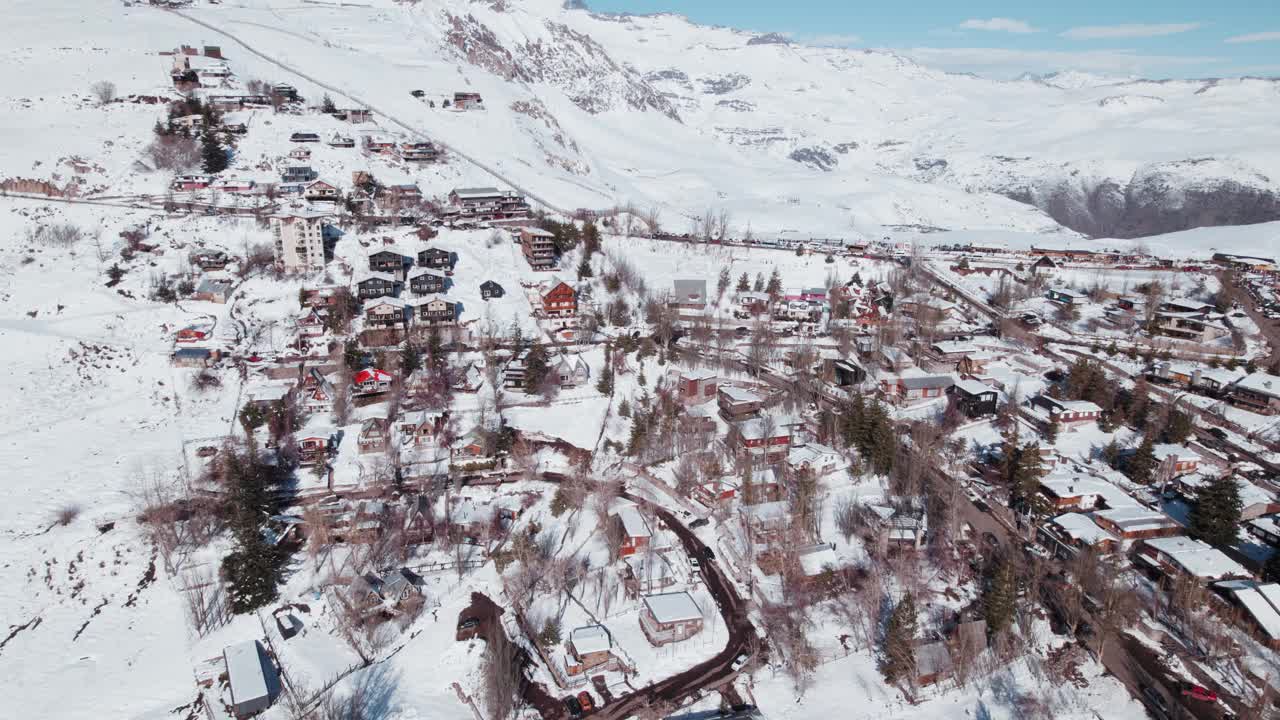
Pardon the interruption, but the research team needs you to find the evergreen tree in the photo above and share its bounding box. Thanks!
[219,440,283,613]
[321,94,336,113]
[401,341,423,377]
[626,411,649,456]
[851,272,863,286]
[595,345,615,395]
[618,398,631,417]
[736,272,750,293]
[1126,435,1158,484]
[523,342,549,392]
[882,593,918,685]
[752,273,764,292]
[1162,408,1193,445]
[999,427,1043,508]
[582,222,602,256]
[538,617,562,647]
[717,267,731,297]
[983,555,1017,636]
[201,130,228,174]
[577,256,593,280]
[766,268,782,296]
[1190,475,1243,547]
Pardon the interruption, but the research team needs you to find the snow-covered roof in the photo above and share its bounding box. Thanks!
[1053,512,1117,546]
[1230,584,1280,641]
[931,340,976,355]
[743,500,790,524]
[613,505,651,538]
[899,375,953,390]
[719,385,764,404]
[1091,506,1177,531]
[1233,373,1280,400]
[223,641,270,707]
[1143,536,1250,580]
[642,592,702,624]
[1152,444,1201,464]
[798,545,840,576]
[569,625,612,655]
[673,279,707,302]
[452,186,503,198]
[953,378,997,397]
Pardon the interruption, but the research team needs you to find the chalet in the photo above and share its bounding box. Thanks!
[639,592,704,646]
[1038,474,1114,512]
[398,141,437,162]
[409,296,457,326]
[171,174,215,191]
[281,166,316,183]
[356,273,399,300]
[677,369,717,404]
[287,147,311,162]
[879,346,913,372]
[214,177,256,194]
[880,375,953,404]
[363,297,407,329]
[1223,583,1280,650]
[297,368,335,413]
[176,325,212,343]
[341,108,373,124]
[398,410,448,448]
[1136,536,1251,584]
[503,349,530,389]
[297,431,334,466]
[788,443,842,476]
[348,568,425,608]
[369,249,412,274]
[447,187,529,221]
[1249,517,1280,547]
[358,417,390,454]
[734,291,769,318]
[1228,373,1280,415]
[541,280,577,318]
[480,280,504,300]
[408,269,446,295]
[1046,288,1088,305]
[553,355,590,388]
[1090,507,1181,541]
[1031,255,1058,274]
[300,286,342,308]
[352,368,394,395]
[520,227,557,271]
[612,505,652,557]
[305,180,341,201]
[172,113,205,131]
[194,277,234,304]
[1155,311,1230,344]
[565,625,617,677]
[742,500,791,545]
[1028,395,1103,428]
[453,92,483,110]
[822,357,867,388]
[383,183,422,206]
[949,379,999,418]
[1152,444,1202,478]
[718,385,765,421]
[731,417,792,466]
[693,478,737,507]
[671,279,708,311]
[328,133,355,148]
[418,247,453,270]
[362,134,397,155]
[223,641,278,718]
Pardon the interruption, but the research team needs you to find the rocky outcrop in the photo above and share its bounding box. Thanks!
[789,147,837,172]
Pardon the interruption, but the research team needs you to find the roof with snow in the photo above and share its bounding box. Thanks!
[569,625,612,655]
[673,279,708,302]
[223,640,271,708]
[798,544,840,576]
[1053,513,1118,546]
[613,505,651,538]
[1091,506,1178,532]
[1143,536,1251,580]
[353,368,393,385]
[642,592,702,624]
[1234,373,1280,400]
[1227,583,1280,641]
[1152,444,1202,464]
[719,385,764,403]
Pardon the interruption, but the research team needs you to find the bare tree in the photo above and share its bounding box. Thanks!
[481,623,523,720]
[90,80,117,104]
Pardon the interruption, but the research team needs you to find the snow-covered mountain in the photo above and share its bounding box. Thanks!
[4,0,1280,240]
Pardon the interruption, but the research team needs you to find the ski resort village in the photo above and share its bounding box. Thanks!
[4,2,1280,720]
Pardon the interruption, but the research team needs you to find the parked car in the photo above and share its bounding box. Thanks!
[702,546,715,560]
[577,691,595,712]
[688,556,701,571]
[1207,427,1228,441]
[689,517,710,529]
[982,532,1000,548]
[1180,683,1218,702]
[563,696,583,718]
[1023,542,1051,560]
[732,653,749,671]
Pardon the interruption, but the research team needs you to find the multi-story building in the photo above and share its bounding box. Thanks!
[447,187,530,221]
[540,280,577,318]
[520,227,557,271]
[270,211,328,271]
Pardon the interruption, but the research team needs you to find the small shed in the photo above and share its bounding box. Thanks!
[223,640,278,717]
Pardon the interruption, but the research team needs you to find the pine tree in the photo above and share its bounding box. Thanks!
[753,273,764,292]
[401,342,423,377]
[595,345,615,395]
[1162,408,1193,445]
[766,268,782,296]
[538,617,562,647]
[736,272,750,293]
[582,222,601,256]
[523,342,549,392]
[882,593,918,685]
[1190,475,1243,547]
[321,94,336,113]
[717,267,731,297]
[851,272,863,286]
[577,256,593,280]
[983,555,1017,636]
[201,131,228,174]
[1126,435,1158,484]
[618,398,631,418]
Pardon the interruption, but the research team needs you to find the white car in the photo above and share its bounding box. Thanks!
[689,556,701,571]
[732,653,749,671]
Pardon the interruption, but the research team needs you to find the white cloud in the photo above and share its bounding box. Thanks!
[1061,23,1201,40]
[901,46,1222,79]
[1225,31,1280,44]
[803,33,863,48]
[959,18,1039,34]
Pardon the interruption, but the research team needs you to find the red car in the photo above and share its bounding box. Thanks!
[1181,683,1217,702]
[577,691,595,712]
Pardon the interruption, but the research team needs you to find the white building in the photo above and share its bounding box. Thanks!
[270,210,329,271]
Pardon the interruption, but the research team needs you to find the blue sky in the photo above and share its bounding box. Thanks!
[586,0,1280,78]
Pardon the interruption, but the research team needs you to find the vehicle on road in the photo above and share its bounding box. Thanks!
[563,696,583,718]
[456,617,481,640]
[972,498,990,513]
[689,556,701,571]
[689,517,710,529]
[702,546,715,560]
[732,653,750,671]
[983,532,1000,548]
[1180,683,1218,702]
[1208,427,1228,441]
[577,691,595,712]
